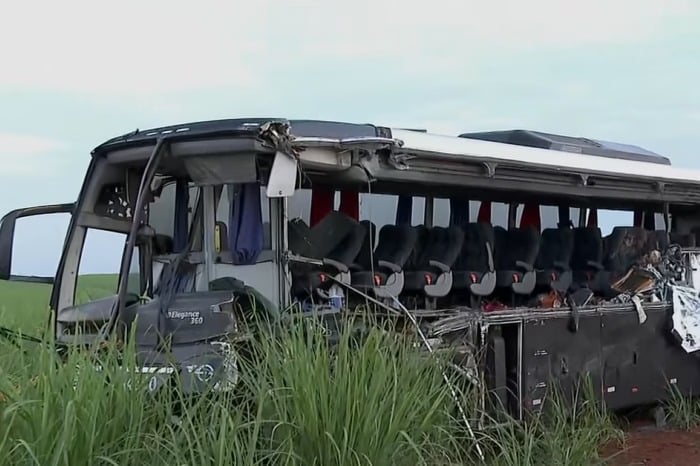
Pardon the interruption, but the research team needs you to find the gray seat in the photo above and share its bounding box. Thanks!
[535,227,574,293]
[452,222,497,308]
[494,226,540,296]
[351,224,419,298]
[289,212,366,300]
[403,226,465,301]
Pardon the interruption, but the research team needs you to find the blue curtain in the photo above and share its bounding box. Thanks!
[395,195,413,225]
[172,179,190,252]
[228,183,263,265]
[449,198,470,227]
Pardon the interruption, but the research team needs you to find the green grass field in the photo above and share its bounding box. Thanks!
[0,274,118,335]
[0,278,639,465]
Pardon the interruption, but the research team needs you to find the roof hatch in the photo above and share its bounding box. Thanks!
[458,129,670,165]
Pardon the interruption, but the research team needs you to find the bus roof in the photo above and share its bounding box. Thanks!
[93,118,386,151]
[93,117,700,198]
[391,128,700,187]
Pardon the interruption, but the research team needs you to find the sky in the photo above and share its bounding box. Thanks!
[1,0,699,276]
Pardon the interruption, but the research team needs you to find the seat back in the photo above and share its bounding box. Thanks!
[455,223,495,271]
[414,226,464,269]
[535,227,574,269]
[494,226,540,270]
[288,218,313,256]
[374,224,419,268]
[288,211,358,259]
[571,227,604,270]
[326,222,367,265]
[404,225,430,270]
[354,220,377,270]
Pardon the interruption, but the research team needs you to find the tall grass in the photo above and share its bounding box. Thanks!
[475,378,622,466]
[0,282,625,465]
[664,384,700,430]
[246,317,464,465]
[0,316,469,465]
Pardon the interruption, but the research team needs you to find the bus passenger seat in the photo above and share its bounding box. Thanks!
[351,220,377,271]
[494,226,540,297]
[350,224,419,299]
[453,223,497,308]
[535,227,574,293]
[571,226,606,293]
[289,213,366,300]
[403,226,465,302]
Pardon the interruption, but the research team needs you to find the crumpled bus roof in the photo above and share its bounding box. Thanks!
[92,118,386,153]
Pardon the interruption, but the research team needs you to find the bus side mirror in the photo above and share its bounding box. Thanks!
[0,203,74,283]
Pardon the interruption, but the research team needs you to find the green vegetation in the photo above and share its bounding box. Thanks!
[0,278,625,465]
[0,274,117,334]
[664,384,700,431]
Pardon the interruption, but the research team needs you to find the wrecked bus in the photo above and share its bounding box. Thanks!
[2,118,700,417]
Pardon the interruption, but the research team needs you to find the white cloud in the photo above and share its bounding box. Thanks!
[0,133,66,175]
[0,0,696,94]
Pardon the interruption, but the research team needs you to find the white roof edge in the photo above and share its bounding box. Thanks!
[391,128,700,186]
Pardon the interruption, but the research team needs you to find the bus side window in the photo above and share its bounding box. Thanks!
[75,229,141,304]
[596,209,634,236]
[287,188,312,224]
[433,198,450,227]
[148,180,200,253]
[654,213,665,230]
[511,205,581,230]
[358,194,426,227]
[491,203,509,228]
[411,197,425,225]
[359,193,398,228]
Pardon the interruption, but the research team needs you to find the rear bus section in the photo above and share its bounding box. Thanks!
[283,127,700,418]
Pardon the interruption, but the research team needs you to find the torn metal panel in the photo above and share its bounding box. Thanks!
[259,120,399,158]
[631,295,647,324]
[671,285,700,353]
[611,267,659,296]
[292,135,400,150]
[260,120,400,196]
[266,151,298,198]
[258,121,301,159]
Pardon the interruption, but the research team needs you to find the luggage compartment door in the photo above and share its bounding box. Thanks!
[601,305,700,409]
[521,312,603,414]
